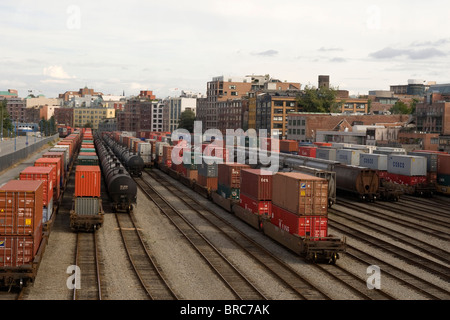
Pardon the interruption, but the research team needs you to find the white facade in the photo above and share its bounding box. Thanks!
[151,100,164,132]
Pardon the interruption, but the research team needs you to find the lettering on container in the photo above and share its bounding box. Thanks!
[392,161,405,168]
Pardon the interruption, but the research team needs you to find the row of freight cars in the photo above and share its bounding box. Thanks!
[0,128,86,287]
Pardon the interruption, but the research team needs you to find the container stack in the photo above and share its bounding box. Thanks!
[0,180,44,267]
[270,172,328,239]
[217,163,250,200]
[408,151,438,184]
[316,148,337,161]
[162,145,174,168]
[34,157,61,201]
[198,156,220,190]
[239,169,273,217]
[336,149,363,166]
[183,151,202,181]
[155,142,169,165]
[360,153,388,179]
[19,166,55,223]
[298,146,317,158]
[386,155,427,185]
[437,153,450,193]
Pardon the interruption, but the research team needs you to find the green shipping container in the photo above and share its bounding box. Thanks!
[217,183,240,200]
[437,174,450,186]
[78,155,99,166]
[80,148,96,153]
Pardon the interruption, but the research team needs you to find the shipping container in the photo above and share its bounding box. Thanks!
[437,174,450,186]
[74,166,101,198]
[49,147,69,171]
[217,183,240,200]
[186,169,198,181]
[0,180,44,236]
[19,166,54,207]
[272,172,328,216]
[336,149,363,166]
[387,155,427,176]
[313,142,332,147]
[359,153,388,171]
[72,197,102,215]
[218,163,250,189]
[183,151,202,170]
[34,157,61,199]
[280,140,298,153]
[197,175,218,190]
[77,155,99,166]
[43,152,65,178]
[298,146,317,158]
[316,148,337,161]
[0,235,42,267]
[239,192,272,217]
[240,169,273,200]
[385,173,427,186]
[408,151,437,172]
[80,148,96,153]
[198,156,221,177]
[270,204,328,238]
[437,154,450,175]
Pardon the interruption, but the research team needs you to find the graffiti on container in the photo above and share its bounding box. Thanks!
[366,265,381,289]
[66,265,81,289]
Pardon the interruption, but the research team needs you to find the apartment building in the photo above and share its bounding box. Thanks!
[73,107,115,129]
[163,96,197,132]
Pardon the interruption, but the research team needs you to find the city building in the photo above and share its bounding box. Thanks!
[25,95,61,108]
[100,95,127,111]
[54,107,74,127]
[163,95,197,132]
[40,105,59,120]
[59,87,103,102]
[416,84,450,135]
[73,107,115,129]
[0,89,18,99]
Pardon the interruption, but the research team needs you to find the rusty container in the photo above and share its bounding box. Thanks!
[218,163,250,189]
[0,180,44,236]
[197,175,218,191]
[74,166,101,198]
[240,169,273,201]
[272,172,328,216]
[437,154,450,175]
[19,166,54,207]
[280,140,298,153]
[0,235,42,267]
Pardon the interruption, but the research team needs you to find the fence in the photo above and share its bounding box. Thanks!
[0,134,59,172]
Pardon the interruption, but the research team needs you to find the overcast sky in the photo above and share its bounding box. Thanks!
[1,0,450,99]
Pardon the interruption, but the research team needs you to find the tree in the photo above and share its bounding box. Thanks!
[296,85,338,113]
[178,109,196,132]
[1,99,14,138]
[389,101,411,114]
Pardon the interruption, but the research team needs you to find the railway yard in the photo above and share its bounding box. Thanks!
[0,130,449,305]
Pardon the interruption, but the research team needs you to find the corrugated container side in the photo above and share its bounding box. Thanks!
[74,166,101,197]
[408,151,437,172]
[360,153,388,171]
[437,174,450,186]
[316,148,337,161]
[19,166,54,207]
[74,198,101,215]
[437,154,450,175]
[272,172,328,215]
[387,155,427,176]
[280,140,298,153]
[298,146,317,158]
[239,192,272,217]
[197,175,218,190]
[336,149,362,166]
[218,163,250,188]
[0,235,42,267]
[240,169,273,200]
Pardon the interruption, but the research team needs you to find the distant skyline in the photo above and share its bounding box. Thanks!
[1,0,450,98]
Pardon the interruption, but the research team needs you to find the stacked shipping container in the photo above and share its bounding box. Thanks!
[239,169,273,217]
[217,163,250,200]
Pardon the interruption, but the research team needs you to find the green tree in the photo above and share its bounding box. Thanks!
[178,109,196,132]
[389,101,411,114]
[296,85,338,113]
[1,99,14,138]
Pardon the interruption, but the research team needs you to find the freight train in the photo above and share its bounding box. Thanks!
[0,128,85,287]
[70,129,104,232]
[95,132,137,213]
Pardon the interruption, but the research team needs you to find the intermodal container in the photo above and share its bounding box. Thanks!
[49,147,69,170]
[280,140,298,153]
[437,154,450,175]
[183,151,202,170]
[239,193,272,217]
[74,166,101,197]
[270,204,328,239]
[0,235,41,267]
[0,180,44,236]
[337,149,363,166]
[218,163,250,189]
[197,175,218,190]
[272,172,328,216]
[73,197,102,216]
[79,152,97,157]
[77,155,99,166]
[81,144,95,149]
[313,142,332,147]
[298,146,317,158]
[217,183,240,200]
[437,174,450,186]
[80,148,96,153]
[19,166,54,207]
[408,151,437,172]
[316,148,337,161]
[240,169,273,200]
[186,169,198,181]
[385,173,427,186]
[198,156,221,177]
[43,152,65,178]
[360,153,388,171]
[387,155,427,176]
[34,157,61,199]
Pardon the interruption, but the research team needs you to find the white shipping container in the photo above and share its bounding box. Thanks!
[316,148,337,161]
[387,155,427,176]
[336,149,362,166]
[360,153,387,170]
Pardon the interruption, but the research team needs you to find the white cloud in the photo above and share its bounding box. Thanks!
[43,65,75,79]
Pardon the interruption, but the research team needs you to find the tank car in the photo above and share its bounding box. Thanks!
[95,135,137,212]
[104,134,144,177]
[334,164,379,201]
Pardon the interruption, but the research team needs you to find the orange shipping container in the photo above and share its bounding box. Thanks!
[19,166,54,207]
[280,140,298,153]
[0,235,42,267]
[0,180,44,236]
[272,172,328,215]
[34,157,61,200]
[197,175,218,191]
[74,166,101,197]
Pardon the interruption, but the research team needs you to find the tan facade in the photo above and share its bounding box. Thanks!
[73,107,115,129]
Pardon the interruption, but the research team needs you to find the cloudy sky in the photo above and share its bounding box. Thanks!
[1,0,450,98]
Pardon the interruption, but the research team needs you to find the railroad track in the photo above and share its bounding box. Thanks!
[134,175,267,300]
[147,169,397,300]
[73,232,103,300]
[336,199,450,242]
[328,217,450,283]
[115,212,178,300]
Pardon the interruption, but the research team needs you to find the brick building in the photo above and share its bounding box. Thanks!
[416,85,450,135]
[59,87,103,102]
[54,107,74,127]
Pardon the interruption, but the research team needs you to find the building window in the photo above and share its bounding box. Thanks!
[231,92,238,96]
[229,85,236,89]
[431,138,438,144]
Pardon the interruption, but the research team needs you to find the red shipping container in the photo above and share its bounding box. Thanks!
[34,157,61,200]
[239,193,272,217]
[377,170,388,180]
[197,175,218,190]
[79,152,97,157]
[437,154,450,175]
[0,235,42,267]
[218,163,250,188]
[0,180,44,236]
[240,169,273,200]
[298,146,317,158]
[270,204,328,239]
[19,166,54,207]
[186,169,198,182]
[42,152,65,178]
[260,137,280,152]
[313,142,332,147]
[385,173,427,186]
[74,166,101,197]
[81,144,95,149]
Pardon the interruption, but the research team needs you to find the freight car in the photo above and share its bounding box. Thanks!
[333,164,380,201]
[103,134,145,177]
[95,133,137,212]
